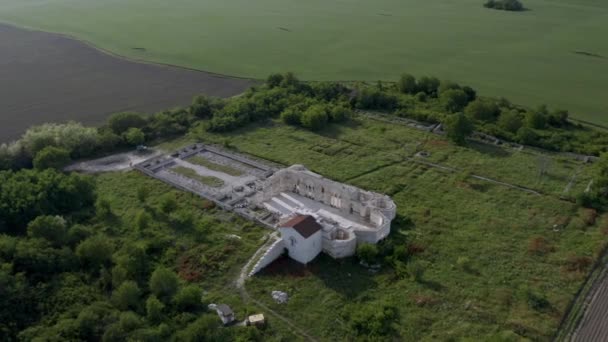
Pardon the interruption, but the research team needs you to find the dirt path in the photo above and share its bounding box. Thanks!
[236,233,317,342]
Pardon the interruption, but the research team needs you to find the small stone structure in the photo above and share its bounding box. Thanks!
[136,145,396,275]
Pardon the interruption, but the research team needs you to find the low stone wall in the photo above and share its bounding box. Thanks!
[249,239,286,276]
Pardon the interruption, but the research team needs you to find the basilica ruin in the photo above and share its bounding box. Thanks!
[136,144,396,274]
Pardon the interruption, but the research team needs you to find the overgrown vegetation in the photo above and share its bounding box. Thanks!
[0,170,294,341]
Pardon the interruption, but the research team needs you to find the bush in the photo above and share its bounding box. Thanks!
[465,99,500,122]
[27,215,67,246]
[357,243,379,264]
[398,74,417,94]
[280,107,302,125]
[346,302,398,339]
[146,296,165,324]
[76,235,114,271]
[300,105,328,131]
[444,113,474,145]
[123,128,145,146]
[108,112,147,135]
[33,146,71,170]
[516,127,539,145]
[440,89,469,113]
[149,267,179,300]
[174,285,202,311]
[111,281,141,311]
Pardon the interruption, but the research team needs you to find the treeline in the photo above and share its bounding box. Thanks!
[484,0,524,11]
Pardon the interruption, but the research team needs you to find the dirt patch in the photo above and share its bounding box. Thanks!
[0,23,256,142]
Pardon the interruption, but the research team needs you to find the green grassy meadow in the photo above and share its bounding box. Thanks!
[189,117,608,340]
[1,0,607,124]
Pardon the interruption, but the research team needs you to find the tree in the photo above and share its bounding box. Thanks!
[190,96,222,119]
[498,110,523,133]
[398,74,417,94]
[174,285,203,311]
[525,110,547,129]
[328,104,352,123]
[108,112,147,135]
[111,281,141,311]
[444,113,473,145]
[266,73,284,88]
[26,215,67,246]
[465,99,500,122]
[357,244,379,264]
[416,76,440,96]
[123,128,145,146]
[149,267,179,300]
[146,296,165,324]
[280,107,302,126]
[516,127,539,145]
[33,146,71,170]
[300,105,328,131]
[76,235,114,271]
[440,89,469,113]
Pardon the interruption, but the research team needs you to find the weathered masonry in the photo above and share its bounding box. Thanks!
[136,145,396,274]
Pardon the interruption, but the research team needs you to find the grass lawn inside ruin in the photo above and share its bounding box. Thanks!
[171,166,225,187]
[186,155,244,176]
[1,0,607,125]
[189,117,608,340]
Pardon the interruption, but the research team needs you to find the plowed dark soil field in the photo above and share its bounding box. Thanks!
[0,24,255,142]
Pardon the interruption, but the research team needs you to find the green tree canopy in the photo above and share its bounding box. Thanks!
[108,112,147,135]
[111,281,141,311]
[444,113,474,145]
[300,105,329,131]
[149,267,179,300]
[33,146,71,170]
[123,128,145,146]
[26,215,67,246]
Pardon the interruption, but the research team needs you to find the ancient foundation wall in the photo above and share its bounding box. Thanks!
[249,239,286,276]
[322,235,357,259]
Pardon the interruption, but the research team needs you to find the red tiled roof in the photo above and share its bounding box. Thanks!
[280,215,322,238]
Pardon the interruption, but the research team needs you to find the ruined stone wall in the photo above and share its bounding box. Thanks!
[260,165,397,231]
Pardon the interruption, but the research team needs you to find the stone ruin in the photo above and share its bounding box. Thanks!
[136,144,397,268]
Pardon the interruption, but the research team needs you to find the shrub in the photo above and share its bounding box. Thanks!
[146,296,165,323]
[123,128,145,146]
[27,215,67,246]
[300,105,328,131]
[465,99,500,122]
[346,302,399,338]
[484,0,524,11]
[280,107,302,125]
[407,260,426,281]
[33,146,71,170]
[456,256,472,271]
[357,243,379,264]
[398,74,417,94]
[440,89,469,113]
[174,285,203,311]
[444,113,474,145]
[108,112,147,135]
[111,281,141,311]
[150,267,179,300]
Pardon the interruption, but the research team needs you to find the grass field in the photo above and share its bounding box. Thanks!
[187,117,608,340]
[186,155,244,176]
[171,166,225,187]
[1,0,607,124]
